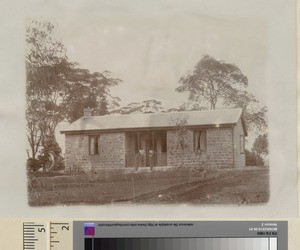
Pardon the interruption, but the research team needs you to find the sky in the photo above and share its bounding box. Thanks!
[47,12,270,152]
[43,5,270,151]
[48,12,268,110]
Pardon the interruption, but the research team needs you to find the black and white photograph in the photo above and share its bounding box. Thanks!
[0,0,297,217]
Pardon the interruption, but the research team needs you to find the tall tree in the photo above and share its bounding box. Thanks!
[63,68,122,122]
[111,99,164,114]
[252,134,268,166]
[26,20,122,170]
[176,55,248,110]
[26,20,70,159]
[176,55,267,134]
[244,105,267,134]
[225,89,268,133]
[26,99,43,159]
[245,149,263,166]
[169,101,207,112]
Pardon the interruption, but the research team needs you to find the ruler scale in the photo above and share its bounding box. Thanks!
[23,222,48,250]
[50,222,72,250]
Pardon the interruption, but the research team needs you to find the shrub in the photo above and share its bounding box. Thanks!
[26,158,42,172]
[37,135,65,171]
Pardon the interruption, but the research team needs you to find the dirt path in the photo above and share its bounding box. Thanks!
[134,168,269,205]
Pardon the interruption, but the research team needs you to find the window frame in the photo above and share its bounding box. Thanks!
[240,135,245,154]
[160,131,167,153]
[193,129,207,152]
[89,135,100,155]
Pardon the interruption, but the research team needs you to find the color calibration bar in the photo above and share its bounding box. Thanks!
[85,237,277,250]
[74,221,286,250]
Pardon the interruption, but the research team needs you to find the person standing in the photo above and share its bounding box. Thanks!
[135,148,145,172]
[148,148,155,171]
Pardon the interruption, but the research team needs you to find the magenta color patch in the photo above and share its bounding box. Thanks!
[84,223,95,236]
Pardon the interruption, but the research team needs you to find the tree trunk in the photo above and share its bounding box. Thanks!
[210,97,217,110]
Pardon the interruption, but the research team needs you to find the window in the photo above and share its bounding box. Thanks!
[134,133,139,153]
[153,131,167,153]
[89,135,99,155]
[194,130,207,152]
[161,131,167,153]
[240,135,245,154]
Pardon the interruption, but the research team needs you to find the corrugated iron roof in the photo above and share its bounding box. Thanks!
[61,108,246,134]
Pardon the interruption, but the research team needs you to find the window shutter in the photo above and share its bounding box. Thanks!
[240,135,245,154]
[90,137,95,155]
[200,130,207,151]
[194,130,206,151]
[193,131,196,151]
[197,131,201,150]
[194,131,200,151]
[95,136,99,155]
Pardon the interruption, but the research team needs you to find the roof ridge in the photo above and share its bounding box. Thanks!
[61,108,244,134]
[94,108,242,118]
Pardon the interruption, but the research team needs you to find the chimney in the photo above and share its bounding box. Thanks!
[83,108,93,117]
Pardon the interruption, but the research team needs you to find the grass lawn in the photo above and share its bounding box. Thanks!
[28,167,269,206]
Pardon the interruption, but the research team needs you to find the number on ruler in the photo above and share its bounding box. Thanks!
[23,222,48,250]
[38,227,46,233]
[62,225,69,231]
[50,222,72,250]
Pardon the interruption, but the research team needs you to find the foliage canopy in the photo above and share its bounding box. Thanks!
[26,20,121,170]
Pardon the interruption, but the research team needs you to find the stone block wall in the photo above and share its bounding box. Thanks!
[98,132,126,170]
[206,127,234,168]
[233,119,246,168]
[167,130,207,167]
[65,134,91,172]
[64,126,239,171]
[64,132,126,172]
[167,127,234,168]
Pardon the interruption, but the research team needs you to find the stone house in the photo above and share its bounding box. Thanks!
[61,108,247,172]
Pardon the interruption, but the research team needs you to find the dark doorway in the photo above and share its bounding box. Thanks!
[125,131,167,168]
